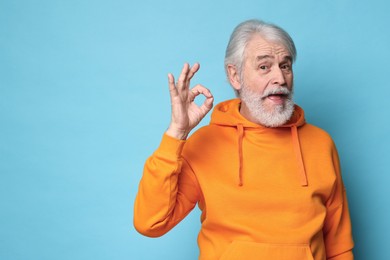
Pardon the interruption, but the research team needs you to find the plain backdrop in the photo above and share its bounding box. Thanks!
[1,0,389,259]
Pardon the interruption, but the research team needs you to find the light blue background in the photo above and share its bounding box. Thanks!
[1,0,389,259]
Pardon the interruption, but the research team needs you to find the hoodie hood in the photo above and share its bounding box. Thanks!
[210,99,307,187]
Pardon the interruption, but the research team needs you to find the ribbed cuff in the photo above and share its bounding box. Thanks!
[154,133,186,159]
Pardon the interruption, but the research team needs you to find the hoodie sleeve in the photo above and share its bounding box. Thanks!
[323,143,354,259]
[133,134,201,237]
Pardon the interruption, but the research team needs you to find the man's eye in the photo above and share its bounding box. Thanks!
[259,65,268,70]
[281,64,291,70]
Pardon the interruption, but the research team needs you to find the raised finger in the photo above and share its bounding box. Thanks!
[177,63,190,90]
[168,73,178,98]
[186,63,200,82]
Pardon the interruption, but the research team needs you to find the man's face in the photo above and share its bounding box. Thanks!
[235,34,295,126]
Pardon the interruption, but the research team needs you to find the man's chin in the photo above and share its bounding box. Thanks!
[256,102,294,127]
[263,102,287,114]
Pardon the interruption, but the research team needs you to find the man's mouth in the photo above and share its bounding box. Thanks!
[263,93,289,101]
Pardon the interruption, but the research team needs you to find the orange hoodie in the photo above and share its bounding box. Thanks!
[134,99,354,260]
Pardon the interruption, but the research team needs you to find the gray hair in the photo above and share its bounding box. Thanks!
[224,19,297,96]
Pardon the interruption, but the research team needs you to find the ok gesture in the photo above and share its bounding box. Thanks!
[166,63,214,140]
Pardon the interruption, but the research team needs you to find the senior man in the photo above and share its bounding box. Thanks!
[134,19,354,259]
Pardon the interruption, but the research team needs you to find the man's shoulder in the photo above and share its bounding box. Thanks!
[186,124,222,144]
[182,124,229,161]
[300,123,335,144]
[301,123,329,133]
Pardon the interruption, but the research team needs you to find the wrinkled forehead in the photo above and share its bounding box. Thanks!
[245,33,291,60]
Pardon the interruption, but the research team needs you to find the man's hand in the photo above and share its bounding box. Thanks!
[166,63,214,140]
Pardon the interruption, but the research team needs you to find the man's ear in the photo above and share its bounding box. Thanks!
[227,64,241,91]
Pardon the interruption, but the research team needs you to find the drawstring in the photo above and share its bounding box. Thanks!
[236,124,307,187]
[237,124,244,186]
[291,126,308,186]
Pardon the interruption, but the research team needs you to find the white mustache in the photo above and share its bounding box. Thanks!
[261,86,292,99]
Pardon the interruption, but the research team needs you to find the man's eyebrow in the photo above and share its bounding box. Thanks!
[255,55,292,62]
[282,56,293,62]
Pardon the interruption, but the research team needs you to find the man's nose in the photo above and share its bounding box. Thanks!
[271,67,286,86]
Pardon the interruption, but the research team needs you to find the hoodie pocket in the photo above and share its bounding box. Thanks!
[220,241,314,260]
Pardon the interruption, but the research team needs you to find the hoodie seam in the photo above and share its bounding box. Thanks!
[181,156,206,217]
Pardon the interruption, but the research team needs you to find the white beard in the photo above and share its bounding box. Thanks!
[240,84,295,127]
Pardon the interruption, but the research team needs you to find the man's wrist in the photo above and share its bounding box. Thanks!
[165,127,189,140]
